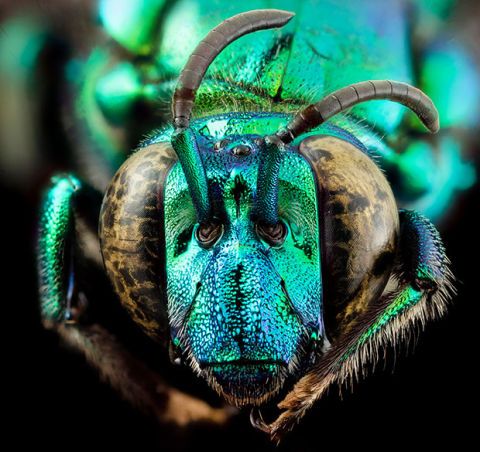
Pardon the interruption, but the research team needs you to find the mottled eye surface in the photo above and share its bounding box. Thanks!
[99,142,178,341]
[299,135,399,337]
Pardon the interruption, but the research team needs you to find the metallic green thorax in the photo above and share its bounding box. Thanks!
[161,113,324,404]
[73,0,478,221]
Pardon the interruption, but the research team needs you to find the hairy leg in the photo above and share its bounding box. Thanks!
[262,209,454,442]
[37,174,234,428]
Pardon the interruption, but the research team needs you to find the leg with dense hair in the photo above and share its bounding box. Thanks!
[37,174,233,428]
[263,209,454,442]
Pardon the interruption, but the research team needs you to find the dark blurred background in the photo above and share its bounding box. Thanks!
[1,1,479,451]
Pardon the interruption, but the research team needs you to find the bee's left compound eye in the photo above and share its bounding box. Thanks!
[194,221,224,248]
[256,220,287,247]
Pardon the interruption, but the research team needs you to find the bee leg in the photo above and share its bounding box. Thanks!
[37,174,234,428]
[267,210,455,442]
[55,323,235,428]
[396,209,454,293]
[38,174,104,325]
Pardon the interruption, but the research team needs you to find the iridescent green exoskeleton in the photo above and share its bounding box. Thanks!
[2,0,478,219]
[33,2,458,439]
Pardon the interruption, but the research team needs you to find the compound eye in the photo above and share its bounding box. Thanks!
[194,221,224,248]
[256,220,288,247]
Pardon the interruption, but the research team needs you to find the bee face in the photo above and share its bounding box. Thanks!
[99,109,400,409]
[164,132,324,405]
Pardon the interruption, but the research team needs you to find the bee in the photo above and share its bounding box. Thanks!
[23,1,477,443]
